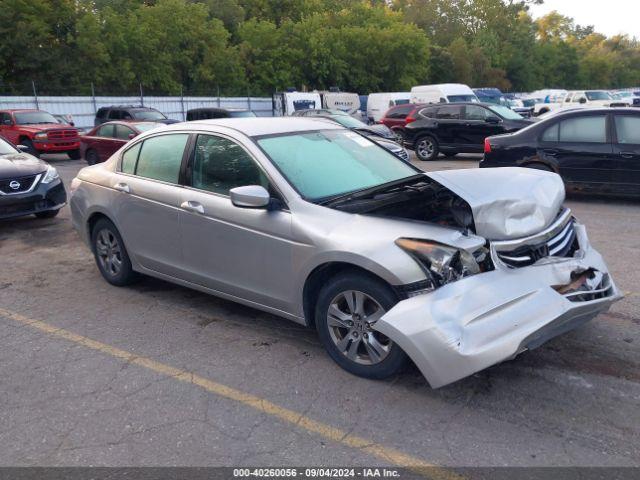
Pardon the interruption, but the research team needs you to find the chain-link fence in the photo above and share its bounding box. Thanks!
[0,82,275,129]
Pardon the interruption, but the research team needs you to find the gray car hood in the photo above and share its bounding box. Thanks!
[427,167,565,240]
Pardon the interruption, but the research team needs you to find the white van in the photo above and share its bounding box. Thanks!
[319,91,361,115]
[272,92,322,116]
[366,92,411,123]
[410,84,478,104]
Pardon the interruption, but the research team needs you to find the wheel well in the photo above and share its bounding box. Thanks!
[302,262,396,328]
[87,212,113,244]
[523,161,556,173]
[19,135,31,143]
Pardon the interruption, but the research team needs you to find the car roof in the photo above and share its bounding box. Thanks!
[165,117,344,137]
[3,109,44,113]
[187,107,249,113]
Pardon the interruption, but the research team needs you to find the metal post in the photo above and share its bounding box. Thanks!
[31,80,39,109]
[217,85,221,107]
[91,82,98,114]
[247,89,252,112]
[139,83,144,106]
[180,86,185,121]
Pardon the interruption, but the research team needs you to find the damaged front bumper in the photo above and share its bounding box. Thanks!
[374,221,622,388]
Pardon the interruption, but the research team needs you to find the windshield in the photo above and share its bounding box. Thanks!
[135,122,163,132]
[14,111,58,125]
[330,115,367,128]
[616,92,632,98]
[447,95,478,103]
[0,137,17,154]
[132,110,167,121]
[229,111,257,118]
[586,91,612,101]
[488,105,523,120]
[257,130,417,201]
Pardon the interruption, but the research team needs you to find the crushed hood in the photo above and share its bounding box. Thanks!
[427,167,565,240]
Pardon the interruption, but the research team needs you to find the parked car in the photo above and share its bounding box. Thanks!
[69,117,620,388]
[366,92,411,123]
[95,105,178,126]
[292,110,409,162]
[0,109,81,159]
[186,108,256,121]
[273,91,322,116]
[506,98,534,118]
[81,121,163,165]
[473,88,507,106]
[410,84,478,105]
[318,91,361,115]
[378,103,428,143]
[611,90,640,107]
[0,136,66,220]
[562,90,629,108]
[403,102,532,161]
[481,107,640,197]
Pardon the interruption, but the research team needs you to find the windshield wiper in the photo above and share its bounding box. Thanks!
[319,174,426,207]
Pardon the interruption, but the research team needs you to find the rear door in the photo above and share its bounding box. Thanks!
[540,113,613,191]
[113,133,190,276]
[433,105,463,146]
[178,133,295,311]
[611,113,640,195]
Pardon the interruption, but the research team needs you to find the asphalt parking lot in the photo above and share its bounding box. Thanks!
[1,153,639,472]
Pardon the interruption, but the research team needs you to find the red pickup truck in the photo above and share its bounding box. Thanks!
[0,109,81,159]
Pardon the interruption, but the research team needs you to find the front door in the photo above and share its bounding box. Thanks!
[611,113,640,196]
[179,133,295,312]
[112,133,189,276]
[462,104,503,148]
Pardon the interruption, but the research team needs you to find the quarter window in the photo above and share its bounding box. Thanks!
[558,116,606,143]
[121,142,141,174]
[614,115,640,144]
[541,123,559,142]
[135,134,188,183]
[191,134,268,195]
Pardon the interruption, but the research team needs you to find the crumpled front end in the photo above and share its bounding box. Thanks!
[374,212,622,388]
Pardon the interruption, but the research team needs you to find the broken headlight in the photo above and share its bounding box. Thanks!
[396,238,483,289]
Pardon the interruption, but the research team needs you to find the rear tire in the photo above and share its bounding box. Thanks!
[35,209,60,219]
[21,139,39,158]
[415,135,439,161]
[85,149,100,165]
[315,272,407,379]
[68,149,81,160]
[91,218,138,286]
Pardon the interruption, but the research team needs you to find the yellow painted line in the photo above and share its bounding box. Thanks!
[0,307,462,480]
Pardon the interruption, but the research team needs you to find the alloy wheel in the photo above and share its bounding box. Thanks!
[95,229,123,277]
[417,139,434,159]
[327,290,392,365]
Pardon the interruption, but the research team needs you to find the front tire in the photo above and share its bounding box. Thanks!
[68,149,81,160]
[91,218,138,286]
[415,135,439,161]
[21,139,39,157]
[315,272,407,379]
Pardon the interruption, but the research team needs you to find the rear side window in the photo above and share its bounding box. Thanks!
[191,134,268,195]
[387,105,413,119]
[559,116,606,143]
[419,107,437,118]
[107,110,121,120]
[614,115,640,144]
[135,134,189,183]
[96,108,108,119]
[121,143,141,174]
[96,124,115,137]
[436,106,462,119]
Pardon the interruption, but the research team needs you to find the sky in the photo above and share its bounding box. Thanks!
[529,0,639,38]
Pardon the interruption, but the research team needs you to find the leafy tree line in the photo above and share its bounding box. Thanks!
[0,0,638,96]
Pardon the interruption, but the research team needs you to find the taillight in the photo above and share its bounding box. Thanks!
[405,115,416,124]
[484,138,492,154]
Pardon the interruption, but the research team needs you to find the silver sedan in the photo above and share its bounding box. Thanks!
[70,118,621,387]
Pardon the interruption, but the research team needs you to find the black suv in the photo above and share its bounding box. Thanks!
[403,102,533,160]
[94,105,178,126]
[186,108,256,121]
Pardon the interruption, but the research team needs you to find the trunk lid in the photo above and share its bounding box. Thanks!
[427,167,565,240]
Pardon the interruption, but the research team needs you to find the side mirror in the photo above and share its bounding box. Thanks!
[230,185,271,209]
[17,144,28,151]
[128,133,136,140]
[485,116,501,124]
[2,119,13,126]
[579,97,587,104]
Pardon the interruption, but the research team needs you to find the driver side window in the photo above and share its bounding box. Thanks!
[191,134,268,196]
[464,105,489,120]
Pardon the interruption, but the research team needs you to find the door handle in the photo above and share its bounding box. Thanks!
[113,182,130,193]
[542,149,558,156]
[181,200,204,215]
[620,151,635,158]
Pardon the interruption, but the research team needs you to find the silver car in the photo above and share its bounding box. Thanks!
[70,118,621,388]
